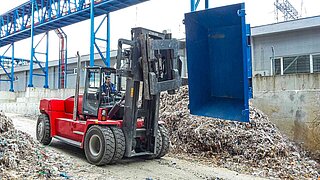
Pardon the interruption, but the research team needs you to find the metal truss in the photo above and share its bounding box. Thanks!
[0,44,15,91]
[29,31,49,88]
[91,12,111,67]
[274,0,299,22]
[0,0,149,89]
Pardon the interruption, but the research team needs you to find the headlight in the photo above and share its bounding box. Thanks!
[101,109,107,121]
[102,109,106,116]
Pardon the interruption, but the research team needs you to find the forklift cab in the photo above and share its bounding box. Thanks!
[83,67,121,117]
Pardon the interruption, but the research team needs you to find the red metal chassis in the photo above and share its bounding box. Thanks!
[39,97,144,148]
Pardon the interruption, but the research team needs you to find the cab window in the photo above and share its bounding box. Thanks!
[88,71,100,88]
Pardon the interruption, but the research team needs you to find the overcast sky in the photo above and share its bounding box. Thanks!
[1,0,320,61]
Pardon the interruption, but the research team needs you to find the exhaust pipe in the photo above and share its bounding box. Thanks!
[73,51,81,121]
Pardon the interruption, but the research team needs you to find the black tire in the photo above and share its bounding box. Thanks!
[36,113,52,145]
[157,124,170,158]
[110,127,125,164]
[144,129,163,159]
[84,126,115,166]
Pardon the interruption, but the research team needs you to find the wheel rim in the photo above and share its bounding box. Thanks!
[89,134,102,157]
[37,120,44,140]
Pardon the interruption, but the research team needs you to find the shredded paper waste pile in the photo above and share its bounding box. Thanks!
[160,87,320,179]
[0,112,71,179]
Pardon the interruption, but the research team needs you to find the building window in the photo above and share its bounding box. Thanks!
[283,55,310,74]
[274,58,281,75]
[270,53,320,76]
[313,54,320,73]
[273,54,312,75]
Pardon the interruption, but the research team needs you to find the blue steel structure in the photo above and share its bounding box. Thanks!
[0,0,149,91]
[191,0,209,11]
[29,31,49,88]
[0,44,15,92]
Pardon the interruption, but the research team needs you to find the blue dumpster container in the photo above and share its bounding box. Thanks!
[185,3,252,122]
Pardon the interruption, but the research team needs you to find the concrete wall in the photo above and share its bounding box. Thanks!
[0,91,16,103]
[253,74,320,152]
[0,87,83,115]
[251,20,320,153]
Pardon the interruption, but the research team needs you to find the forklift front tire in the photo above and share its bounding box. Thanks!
[144,129,163,159]
[110,127,126,164]
[157,124,170,158]
[84,126,116,166]
[36,113,52,145]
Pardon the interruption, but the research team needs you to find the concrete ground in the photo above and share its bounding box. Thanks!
[5,113,267,180]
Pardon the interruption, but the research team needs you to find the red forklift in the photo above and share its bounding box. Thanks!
[36,28,182,165]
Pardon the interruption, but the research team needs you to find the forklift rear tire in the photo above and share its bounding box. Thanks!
[157,124,170,158]
[110,127,125,164]
[84,126,115,166]
[36,113,52,145]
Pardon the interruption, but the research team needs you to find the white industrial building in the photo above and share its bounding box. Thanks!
[252,15,320,76]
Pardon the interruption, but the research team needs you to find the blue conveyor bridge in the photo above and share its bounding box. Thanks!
[0,0,209,91]
[0,0,149,91]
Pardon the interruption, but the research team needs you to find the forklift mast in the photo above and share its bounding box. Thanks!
[117,27,182,157]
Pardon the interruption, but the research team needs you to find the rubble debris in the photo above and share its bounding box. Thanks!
[0,112,13,133]
[0,112,71,179]
[160,87,320,179]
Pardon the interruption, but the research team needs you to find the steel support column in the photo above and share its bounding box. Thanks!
[106,13,110,67]
[44,32,49,88]
[10,43,14,92]
[191,0,195,11]
[28,0,35,87]
[191,0,209,11]
[90,0,95,66]
[65,34,68,87]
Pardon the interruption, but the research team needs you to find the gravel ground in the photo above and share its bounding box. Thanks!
[4,86,319,179]
[5,113,266,180]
